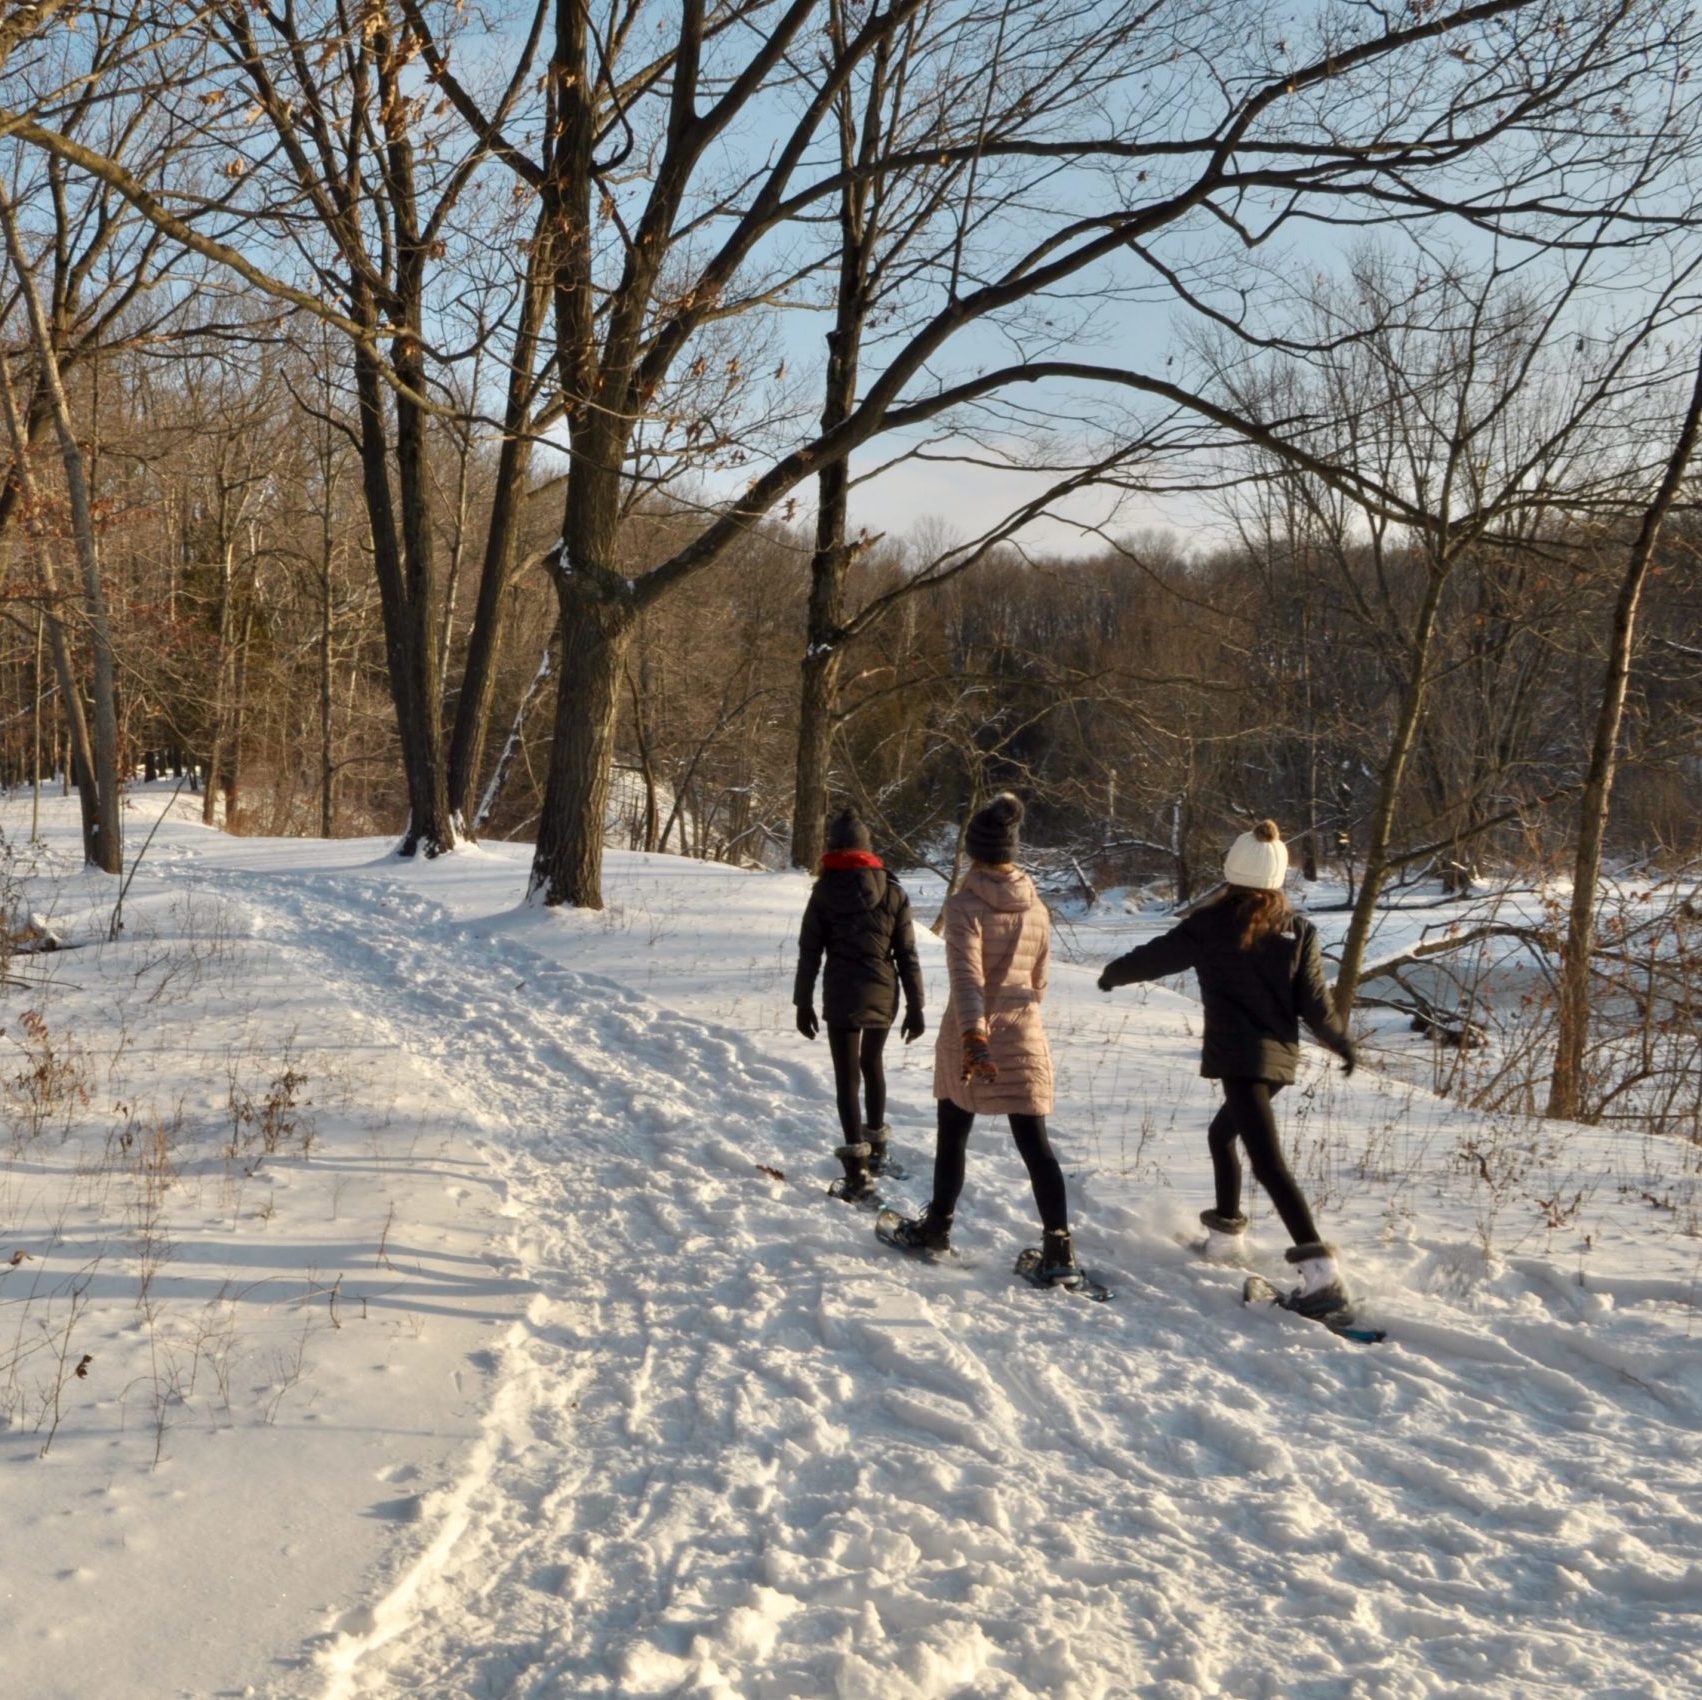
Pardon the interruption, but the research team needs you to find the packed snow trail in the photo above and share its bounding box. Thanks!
[173,851,1702,1700]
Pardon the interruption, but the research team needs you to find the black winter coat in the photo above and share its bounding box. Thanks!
[1099,898,1352,1084]
[793,867,924,1029]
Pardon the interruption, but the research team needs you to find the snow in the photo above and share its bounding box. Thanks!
[3,787,1700,1699]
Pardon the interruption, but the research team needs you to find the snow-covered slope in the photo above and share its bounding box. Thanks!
[3,790,1699,1699]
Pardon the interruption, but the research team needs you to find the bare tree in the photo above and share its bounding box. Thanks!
[1547,347,1702,1120]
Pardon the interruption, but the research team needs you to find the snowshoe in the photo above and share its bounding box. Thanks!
[1013,1240,1112,1302]
[1242,1272,1384,1344]
[875,1205,952,1259]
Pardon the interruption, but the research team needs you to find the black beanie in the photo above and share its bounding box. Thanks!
[965,792,1023,864]
[824,804,872,852]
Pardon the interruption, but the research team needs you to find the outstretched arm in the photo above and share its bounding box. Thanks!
[1098,923,1197,991]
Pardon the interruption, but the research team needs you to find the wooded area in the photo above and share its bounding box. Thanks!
[3,1,1702,1124]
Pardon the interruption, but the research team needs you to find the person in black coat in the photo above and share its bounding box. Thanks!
[1097,820,1359,1319]
[794,805,925,1199]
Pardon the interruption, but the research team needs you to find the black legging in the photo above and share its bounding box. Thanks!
[931,1098,1069,1235]
[826,1024,890,1142]
[1208,1078,1320,1245]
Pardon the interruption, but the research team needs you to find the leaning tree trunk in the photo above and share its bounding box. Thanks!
[1547,345,1702,1121]
[1332,564,1450,1016]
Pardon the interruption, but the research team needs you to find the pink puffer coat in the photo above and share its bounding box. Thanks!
[932,866,1054,1116]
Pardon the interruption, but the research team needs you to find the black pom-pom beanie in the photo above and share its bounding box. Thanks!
[965,792,1023,864]
[825,805,873,852]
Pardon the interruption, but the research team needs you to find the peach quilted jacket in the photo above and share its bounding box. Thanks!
[932,866,1054,1116]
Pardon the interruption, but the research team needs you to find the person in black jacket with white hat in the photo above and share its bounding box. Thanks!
[1097,820,1359,1319]
[794,805,925,1200]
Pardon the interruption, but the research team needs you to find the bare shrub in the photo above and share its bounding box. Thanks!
[3,1010,93,1150]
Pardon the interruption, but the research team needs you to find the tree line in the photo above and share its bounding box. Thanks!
[4,1,1702,1123]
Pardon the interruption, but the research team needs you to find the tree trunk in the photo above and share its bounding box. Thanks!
[1,193,121,872]
[203,529,234,828]
[0,277,104,866]
[528,583,634,908]
[792,640,845,869]
[1547,346,1702,1120]
[1332,563,1450,1015]
[625,660,660,852]
[351,342,455,857]
[448,236,547,825]
[320,496,336,838]
[474,643,553,835]
[790,22,882,868]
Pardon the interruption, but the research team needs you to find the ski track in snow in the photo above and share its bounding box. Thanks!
[180,858,1701,1700]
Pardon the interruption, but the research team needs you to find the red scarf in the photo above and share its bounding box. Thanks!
[820,850,883,872]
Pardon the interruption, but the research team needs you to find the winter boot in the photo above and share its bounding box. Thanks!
[1199,1208,1249,1264]
[888,1205,953,1256]
[828,1141,876,1203]
[863,1124,894,1176]
[1037,1227,1081,1284]
[1283,1240,1350,1319]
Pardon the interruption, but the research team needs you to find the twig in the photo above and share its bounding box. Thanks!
[109,775,190,941]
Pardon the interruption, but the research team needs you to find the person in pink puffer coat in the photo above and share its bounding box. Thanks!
[883,794,1080,1279]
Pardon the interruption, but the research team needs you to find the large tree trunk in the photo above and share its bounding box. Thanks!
[1546,347,1702,1120]
[528,579,634,908]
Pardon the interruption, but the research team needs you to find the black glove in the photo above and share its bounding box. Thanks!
[1097,967,1114,993]
[796,1005,819,1041]
[1339,1040,1357,1078]
[901,1006,925,1044]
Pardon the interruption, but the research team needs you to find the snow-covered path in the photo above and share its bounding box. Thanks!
[165,851,1700,1700]
[6,804,1699,1700]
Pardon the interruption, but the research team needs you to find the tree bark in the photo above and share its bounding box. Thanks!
[528,578,634,907]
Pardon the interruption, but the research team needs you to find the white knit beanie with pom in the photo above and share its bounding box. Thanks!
[1224,819,1289,891]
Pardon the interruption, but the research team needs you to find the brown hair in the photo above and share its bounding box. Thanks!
[1226,885,1291,949]
[1239,822,1287,946]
